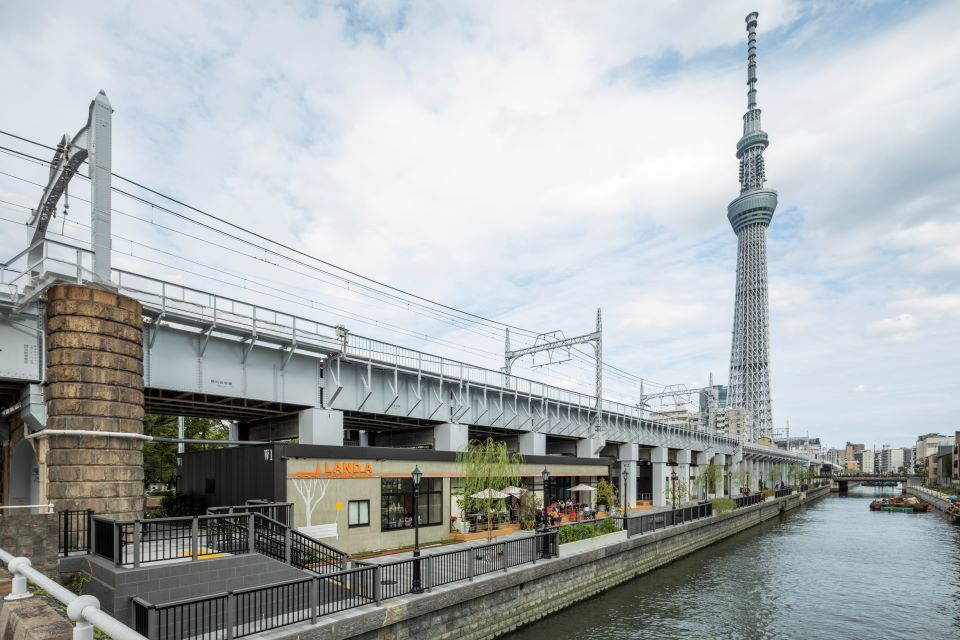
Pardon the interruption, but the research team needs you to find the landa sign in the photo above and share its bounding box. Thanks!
[289,462,374,479]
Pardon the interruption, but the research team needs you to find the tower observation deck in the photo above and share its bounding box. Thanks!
[727,12,777,442]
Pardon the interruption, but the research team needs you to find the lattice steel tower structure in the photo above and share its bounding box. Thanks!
[727,12,777,442]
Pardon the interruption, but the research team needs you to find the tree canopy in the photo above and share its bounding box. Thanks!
[142,414,230,486]
[455,438,522,541]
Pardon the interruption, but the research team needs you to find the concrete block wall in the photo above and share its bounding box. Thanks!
[270,490,827,640]
[83,552,307,623]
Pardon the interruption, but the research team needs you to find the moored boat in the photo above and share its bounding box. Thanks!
[869,496,930,513]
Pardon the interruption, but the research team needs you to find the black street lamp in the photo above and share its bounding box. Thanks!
[541,467,551,528]
[541,467,552,559]
[411,465,423,594]
[747,471,751,494]
[670,469,678,510]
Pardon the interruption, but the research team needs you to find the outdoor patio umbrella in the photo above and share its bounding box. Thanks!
[471,488,511,499]
[570,484,596,493]
[503,486,527,496]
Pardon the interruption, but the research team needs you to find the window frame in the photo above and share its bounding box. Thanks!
[380,477,443,531]
[348,499,370,528]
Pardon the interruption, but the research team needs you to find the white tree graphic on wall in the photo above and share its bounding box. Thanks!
[293,477,331,527]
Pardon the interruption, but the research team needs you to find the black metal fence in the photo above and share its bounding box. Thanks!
[93,512,345,571]
[774,488,792,499]
[621,502,713,538]
[208,501,293,527]
[733,493,764,508]
[132,529,559,640]
[58,509,92,557]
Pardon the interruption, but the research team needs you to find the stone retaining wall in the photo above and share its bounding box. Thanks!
[905,486,953,514]
[0,597,72,640]
[271,489,827,640]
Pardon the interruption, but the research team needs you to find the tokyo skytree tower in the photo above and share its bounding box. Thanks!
[727,12,777,442]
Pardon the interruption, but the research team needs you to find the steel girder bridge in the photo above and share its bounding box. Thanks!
[0,93,809,469]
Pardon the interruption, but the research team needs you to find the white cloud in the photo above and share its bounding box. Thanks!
[0,0,957,448]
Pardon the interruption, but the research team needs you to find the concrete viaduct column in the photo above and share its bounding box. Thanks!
[676,449,691,504]
[730,452,743,495]
[712,454,726,496]
[694,451,710,500]
[619,443,638,509]
[650,446,668,507]
[43,285,144,520]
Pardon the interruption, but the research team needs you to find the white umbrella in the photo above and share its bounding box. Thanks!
[503,486,527,496]
[471,488,511,499]
[570,484,596,493]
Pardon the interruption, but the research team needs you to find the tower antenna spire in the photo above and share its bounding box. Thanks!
[746,11,759,110]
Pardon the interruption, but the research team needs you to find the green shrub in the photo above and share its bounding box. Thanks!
[558,518,621,543]
[712,497,736,514]
[762,489,775,498]
[597,518,619,535]
[558,523,597,544]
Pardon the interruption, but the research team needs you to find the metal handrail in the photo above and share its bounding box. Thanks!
[1,238,814,462]
[0,503,55,512]
[0,546,148,640]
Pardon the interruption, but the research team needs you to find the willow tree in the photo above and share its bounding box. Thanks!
[456,438,522,542]
[694,463,723,499]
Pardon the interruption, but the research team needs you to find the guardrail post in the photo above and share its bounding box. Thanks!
[85,510,93,554]
[191,517,200,561]
[502,542,508,572]
[374,565,382,606]
[112,522,121,567]
[531,535,537,564]
[62,511,70,558]
[310,576,319,623]
[468,549,475,581]
[283,526,291,564]
[247,514,256,553]
[226,592,236,640]
[133,521,142,568]
[88,517,97,556]
[424,556,433,592]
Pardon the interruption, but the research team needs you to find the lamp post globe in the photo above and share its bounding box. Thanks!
[411,465,423,593]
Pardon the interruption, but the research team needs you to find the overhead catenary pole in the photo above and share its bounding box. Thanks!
[27,90,113,284]
[503,308,603,433]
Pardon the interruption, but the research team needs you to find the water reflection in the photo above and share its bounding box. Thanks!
[507,486,960,640]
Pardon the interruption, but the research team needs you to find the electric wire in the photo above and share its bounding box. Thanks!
[0,130,678,393]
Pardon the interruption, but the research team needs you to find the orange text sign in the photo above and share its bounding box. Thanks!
[288,462,374,479]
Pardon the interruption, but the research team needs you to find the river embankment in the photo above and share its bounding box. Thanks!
[266,486,830,640]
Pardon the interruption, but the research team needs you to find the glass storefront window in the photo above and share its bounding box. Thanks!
[381,477,442,530]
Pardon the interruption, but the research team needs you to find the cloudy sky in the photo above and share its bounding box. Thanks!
[1,1,957,449]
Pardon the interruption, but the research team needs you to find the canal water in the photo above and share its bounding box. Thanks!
[507,486,960,639]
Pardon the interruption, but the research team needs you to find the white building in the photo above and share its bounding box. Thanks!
[915,434,954,472]
[878,446,904,474]
[859,449,875,474]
